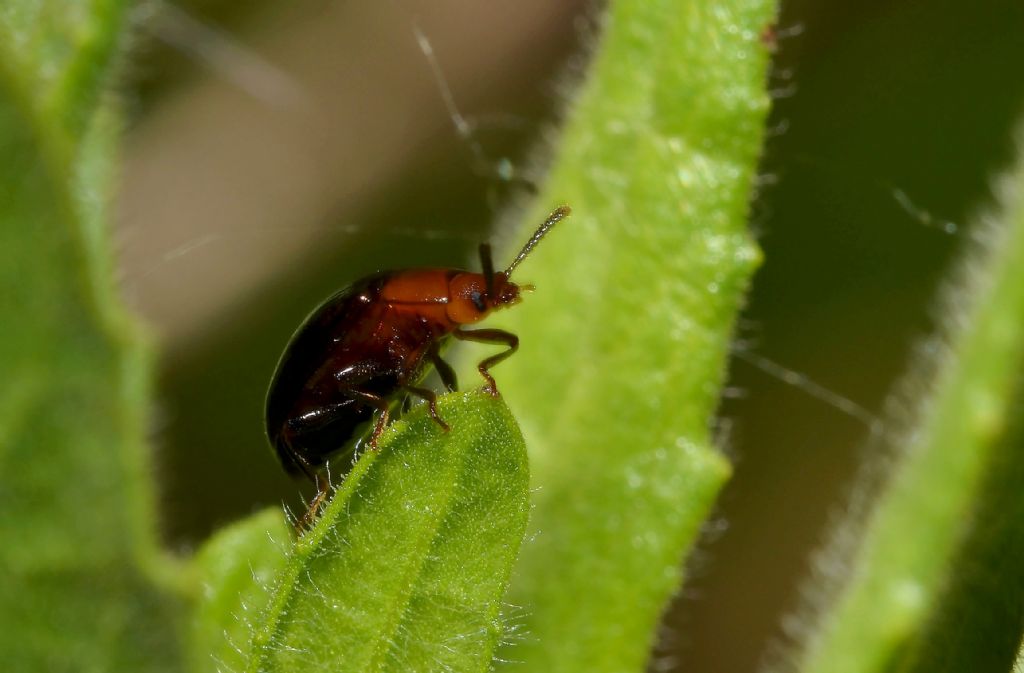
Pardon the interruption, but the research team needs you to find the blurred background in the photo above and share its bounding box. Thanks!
[117,1,1024,671]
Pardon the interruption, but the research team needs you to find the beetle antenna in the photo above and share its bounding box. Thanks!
[479,243,495,297]
[505,205,571,275]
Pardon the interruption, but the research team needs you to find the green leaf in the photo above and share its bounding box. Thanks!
[0,0,127,142]
[245,391,529,673]
[0,1,187,671]
[191,508,292,673]
[474,1,777,670]
[787,133,1024,672]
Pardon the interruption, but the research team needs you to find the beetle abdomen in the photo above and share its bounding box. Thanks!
[272,373,397,476]
[265,273,445,478]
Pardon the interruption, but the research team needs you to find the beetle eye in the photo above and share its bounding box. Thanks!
[469,290,486,312]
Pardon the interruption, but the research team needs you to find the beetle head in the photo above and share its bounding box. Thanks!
[446,271,520,324]
[445,205,570,325]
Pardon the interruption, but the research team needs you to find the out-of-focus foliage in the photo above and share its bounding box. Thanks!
[0,0,187,670]
[785,134,1024,673]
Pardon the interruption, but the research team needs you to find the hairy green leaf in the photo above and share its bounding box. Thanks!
[788,131,1024,673]
[474,1,777,670]
[246,392,529,673]
[191,508,292,673]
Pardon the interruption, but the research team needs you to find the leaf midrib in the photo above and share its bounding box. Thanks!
[364,438,469,672]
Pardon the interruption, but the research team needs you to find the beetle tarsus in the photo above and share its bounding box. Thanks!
[404,385,451,432]
[296,471,332,533]
[368,409,389,451]
[480,370,499,397]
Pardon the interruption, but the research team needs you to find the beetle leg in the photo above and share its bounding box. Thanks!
[279,448,331,533]
[288,445,321,484]
[453,327,519,396]
[346,389,391,450]
[368,412,389,451]
[284,447,330,533]
[403,385,451,432]
[297,471,332,533]
[428,341,458,392]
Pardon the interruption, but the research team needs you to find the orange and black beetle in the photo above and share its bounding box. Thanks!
[265,206,570,521]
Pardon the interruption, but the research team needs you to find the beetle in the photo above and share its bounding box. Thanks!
[265,205,570,524]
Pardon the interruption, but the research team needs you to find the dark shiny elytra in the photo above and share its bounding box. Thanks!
[264,205,571,492]
[265,274,403,478]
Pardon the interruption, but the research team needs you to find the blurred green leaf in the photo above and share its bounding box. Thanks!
[0,0,126,138]
[789,133,1024,673]
[245,392,529,673]
[473,0,776,670]
[0,0,188,671]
